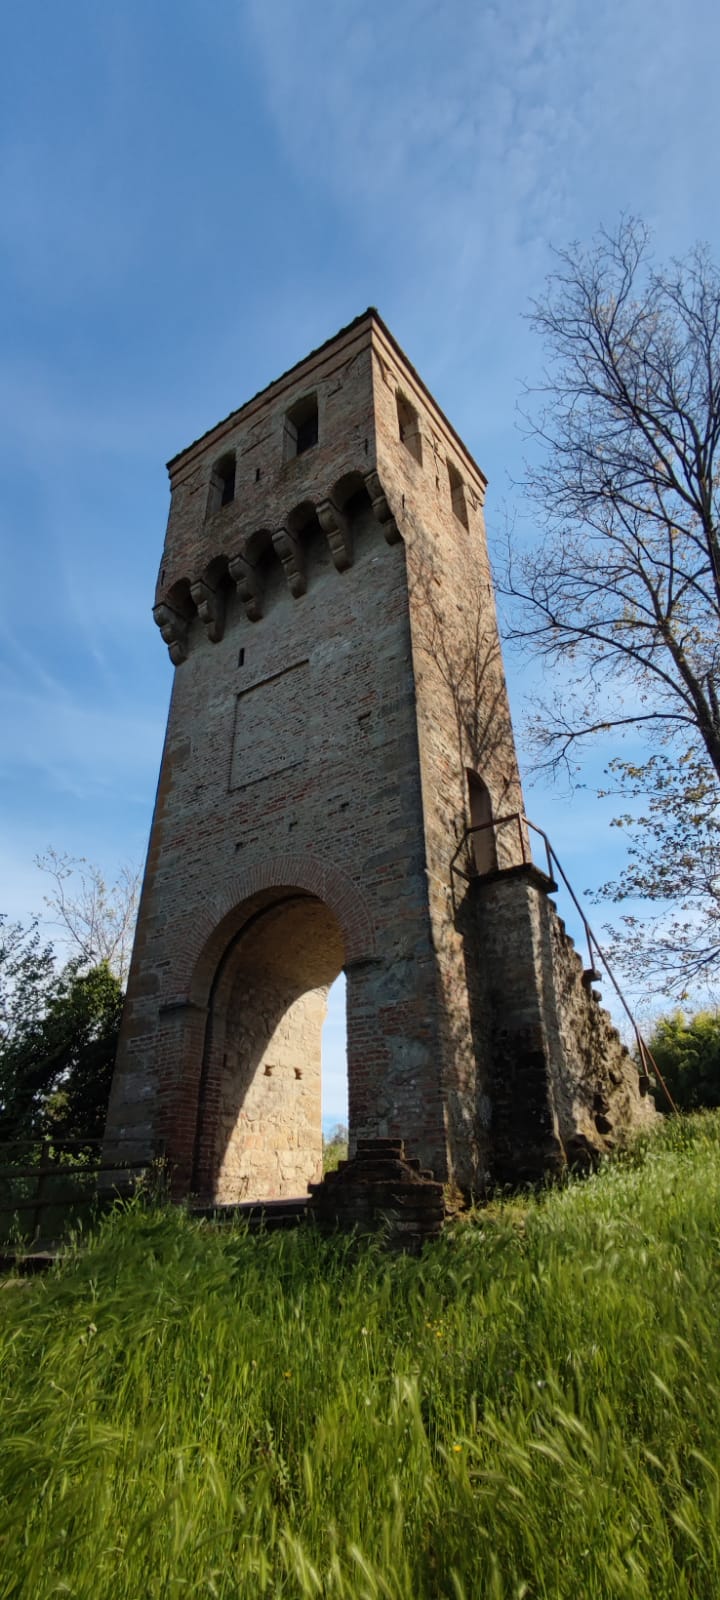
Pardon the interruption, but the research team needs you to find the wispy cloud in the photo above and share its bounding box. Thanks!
[244,0,720,443]
[0,682,163,803]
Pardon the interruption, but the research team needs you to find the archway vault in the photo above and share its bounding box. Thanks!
[163,853,376,1009]
[192,892,346,1202]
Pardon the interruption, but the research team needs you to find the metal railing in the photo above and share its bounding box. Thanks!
[450,811,677,1112]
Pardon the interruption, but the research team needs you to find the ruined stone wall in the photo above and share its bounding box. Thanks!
[539,902,657,1163]
[473,868,655,1184]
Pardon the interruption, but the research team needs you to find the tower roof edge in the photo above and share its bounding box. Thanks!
[166,307,487,491]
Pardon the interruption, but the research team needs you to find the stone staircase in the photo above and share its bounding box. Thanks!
[308,1138,445,1250]
[193,1140,446,1249]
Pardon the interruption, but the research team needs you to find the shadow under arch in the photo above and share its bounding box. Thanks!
[161,857,375,1202]
[172,854,375,1008]
[192,891,346,1202]
[331,469,370,512]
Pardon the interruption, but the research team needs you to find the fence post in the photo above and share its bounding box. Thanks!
[32,1139,53,1242]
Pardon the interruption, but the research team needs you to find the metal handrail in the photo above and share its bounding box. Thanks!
[450,811,677,1112]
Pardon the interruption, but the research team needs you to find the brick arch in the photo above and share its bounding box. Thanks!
[165,854,376,1006]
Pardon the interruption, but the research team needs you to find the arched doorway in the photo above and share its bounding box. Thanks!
[467,770,497,875]
[192,894,345,1203]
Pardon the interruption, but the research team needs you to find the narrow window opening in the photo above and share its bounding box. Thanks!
[238,647,245,667]
[396,393,423,465]
[296,412,318,454]
[467,771,497,875]
[207,451,237,517]
[284,394,318,460]
[255,466,261,482]
[448,460,469,528]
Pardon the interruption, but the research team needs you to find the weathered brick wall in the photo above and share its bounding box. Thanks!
[105,309,654,1210]
[105,315,459,1194]
[369,328,527,1190]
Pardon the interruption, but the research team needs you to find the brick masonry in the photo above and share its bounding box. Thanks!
[103,310,655,1208]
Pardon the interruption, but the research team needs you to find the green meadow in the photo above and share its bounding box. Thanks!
[1,1113,720,1599]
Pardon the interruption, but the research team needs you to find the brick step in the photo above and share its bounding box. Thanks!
[191,1197,311,1231]
[354,1139,405,1157]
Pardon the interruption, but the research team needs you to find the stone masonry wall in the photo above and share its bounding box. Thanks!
[370,328,527,1190]
[539,899,657,1164]
[473,867,655,1184]
[105,309,653,1209]
[215,982,325,1202]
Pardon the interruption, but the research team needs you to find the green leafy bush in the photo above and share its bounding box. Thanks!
[647,1009,720,1111]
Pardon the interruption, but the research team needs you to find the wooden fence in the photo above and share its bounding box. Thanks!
[0,1139,163,1245]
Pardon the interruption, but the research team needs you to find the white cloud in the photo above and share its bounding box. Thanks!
[244,0,720,453]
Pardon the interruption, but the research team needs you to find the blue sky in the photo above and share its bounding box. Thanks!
[2,0,719,1121]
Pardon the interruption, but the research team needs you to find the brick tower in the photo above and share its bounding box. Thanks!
[104,310,653,1206]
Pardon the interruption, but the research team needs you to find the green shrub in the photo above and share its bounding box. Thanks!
[647,1008,720,1110]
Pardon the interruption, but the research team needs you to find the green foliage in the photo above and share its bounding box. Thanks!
[0,916,56,1048]
[322,1123,349,1174]
[595,752,720,998]
[2,1113,720,1597]
[647,1010,720,1112]
[0,916,123,1142]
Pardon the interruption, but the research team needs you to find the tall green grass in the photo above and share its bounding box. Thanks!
[2,1113,720,1598]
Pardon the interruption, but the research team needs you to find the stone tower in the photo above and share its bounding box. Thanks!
[104,310,653,1206]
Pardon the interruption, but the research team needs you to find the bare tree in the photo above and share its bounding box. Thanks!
[35,850,140,986]
[501,219,720,993]
[503,218,720,785]
[596,752,720,999]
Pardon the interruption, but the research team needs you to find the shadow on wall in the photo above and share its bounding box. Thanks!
[193,896,345,1204]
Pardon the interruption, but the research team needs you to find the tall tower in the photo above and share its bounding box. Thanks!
[104,311,653,1205]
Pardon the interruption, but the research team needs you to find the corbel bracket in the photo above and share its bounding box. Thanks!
[316,496,353,572]
[273,526,306,597]
[153,602,190,666]
[364,469,400,544]
[189,579,226,643]
[228,552,263,622]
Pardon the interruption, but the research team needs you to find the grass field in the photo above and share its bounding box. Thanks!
[1,1113,720,1599]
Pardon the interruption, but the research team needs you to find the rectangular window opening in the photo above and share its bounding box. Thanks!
[207,450,237,518]
[284,394,319,460]
[396,393,423,465]
[448,459,469,528]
